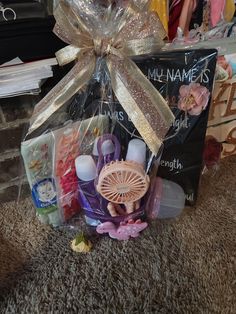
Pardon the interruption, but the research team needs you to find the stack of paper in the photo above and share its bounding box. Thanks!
[0,57,58,98]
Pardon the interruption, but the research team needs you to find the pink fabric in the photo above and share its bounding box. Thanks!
[170,0,182,11]
[210,0,226,27]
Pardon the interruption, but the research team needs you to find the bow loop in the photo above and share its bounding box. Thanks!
[29,0,174,155]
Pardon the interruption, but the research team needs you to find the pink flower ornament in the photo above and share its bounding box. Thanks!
[178,83,210,116]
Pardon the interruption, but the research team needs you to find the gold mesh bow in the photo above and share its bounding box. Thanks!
[29,0,174,155]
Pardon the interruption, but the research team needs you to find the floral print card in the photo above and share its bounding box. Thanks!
[135,49,218,205]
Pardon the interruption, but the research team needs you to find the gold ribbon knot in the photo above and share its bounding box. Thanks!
[93,38,111,57]
[28,0,175,155]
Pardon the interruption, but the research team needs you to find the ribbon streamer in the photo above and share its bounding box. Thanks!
[29,0,174,155]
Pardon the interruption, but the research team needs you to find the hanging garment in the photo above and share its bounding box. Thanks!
[178,0,198,37]
[168,0,185,40]
[190,0,204,29]
[224,0,235,22]
[201,0,211,33]
[149,0,169,32]
[210,0,226,27]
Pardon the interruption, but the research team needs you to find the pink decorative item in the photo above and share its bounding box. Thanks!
[210,0,226,28]
[178,83,210,116]
[55,129,81,221]
[96,219,148,240]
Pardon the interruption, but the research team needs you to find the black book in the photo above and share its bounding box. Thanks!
[0,16,66,64]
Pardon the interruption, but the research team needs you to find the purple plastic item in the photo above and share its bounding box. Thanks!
[78,180,100,210]
[79,183,145,224]
[84,204,145,224]
[145,177,185,219]
[78,178,110,220]
[96,134,121,175]
[145,177,162,219]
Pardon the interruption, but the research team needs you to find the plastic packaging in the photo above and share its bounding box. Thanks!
[20,0,217,237]
[21,115,109,226]
[21,132,62,226]
[21,0,176,236]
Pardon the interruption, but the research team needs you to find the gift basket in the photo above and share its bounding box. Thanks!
[21,0,218,244]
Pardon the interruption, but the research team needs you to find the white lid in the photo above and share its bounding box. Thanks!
[160,179,185,208]
[75,155,97,181]
[126,139,146,165]
[157,178,185,219]
[93,138,115,156]
[101,140,115,155]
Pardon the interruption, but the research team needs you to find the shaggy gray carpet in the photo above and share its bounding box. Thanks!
[0,156,236,313]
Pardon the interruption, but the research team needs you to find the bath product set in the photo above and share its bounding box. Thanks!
[22,115,109,226]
